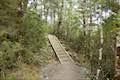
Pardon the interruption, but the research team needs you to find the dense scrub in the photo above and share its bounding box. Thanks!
[0,0,49,79]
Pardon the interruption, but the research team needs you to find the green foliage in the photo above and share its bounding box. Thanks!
[5,76,16,80]
[1,0,119,79]
[107,0,120,13]
[0,0,48,79]
[0,41,22,69]
[0,0,18,29]
[24,11,46,51]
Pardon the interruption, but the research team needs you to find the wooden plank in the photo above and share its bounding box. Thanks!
[48,34,74,64]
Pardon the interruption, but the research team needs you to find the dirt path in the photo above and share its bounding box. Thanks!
[43,63,88,80]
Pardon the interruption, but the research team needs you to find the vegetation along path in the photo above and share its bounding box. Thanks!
[47,34,88,80]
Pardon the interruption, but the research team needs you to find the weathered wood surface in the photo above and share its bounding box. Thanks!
[48,34,74,64]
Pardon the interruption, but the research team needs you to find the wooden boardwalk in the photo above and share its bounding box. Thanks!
[48,34,74,64]
[43,34,88,80]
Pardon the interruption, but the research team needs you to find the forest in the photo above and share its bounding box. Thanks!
[0,0,120,80]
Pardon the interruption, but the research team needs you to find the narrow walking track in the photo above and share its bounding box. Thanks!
[46,34,88,80]
[48,34,74,64]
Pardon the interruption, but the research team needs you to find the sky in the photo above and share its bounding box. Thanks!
[28,0,112,25]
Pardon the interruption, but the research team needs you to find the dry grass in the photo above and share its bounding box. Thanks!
[6,64,41,80]
[78,54,90,68]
